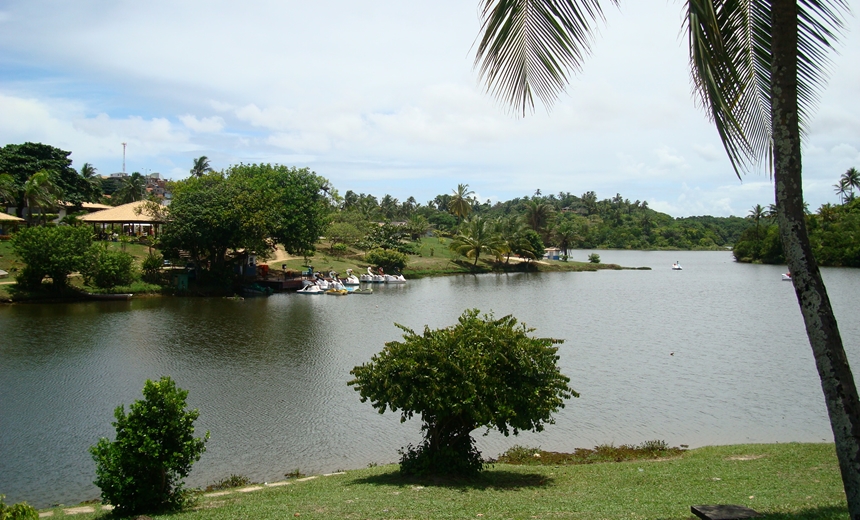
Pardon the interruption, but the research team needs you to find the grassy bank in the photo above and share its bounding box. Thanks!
[36,443,847,519]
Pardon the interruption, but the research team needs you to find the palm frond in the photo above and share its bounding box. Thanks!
[686,0,848,177]
[475,0,618,115]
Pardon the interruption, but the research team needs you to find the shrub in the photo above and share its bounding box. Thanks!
[588,253,601,263]
[90,376,209,516]
[0,495,38,520]
[82,247,138,289]
[11,225,93,290]
[349,309,575,476]
[365,248,408,273]
[141,251,164,283]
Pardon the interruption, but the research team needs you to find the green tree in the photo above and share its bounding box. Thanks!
[365,248,408,273]
[22,170,60,224]
[474,1,860,511]
[835,178,851,205]
[349,309,575,476]
[0,142,92,217]
[0,173,17,205]
[11,225,92,290]
[190,156,213,178]
[114,172,147,204]
[81,247,137,289]
[448,183,475,223]
[449,216,505,266]
[79,162,103,201]
[523,199,555,241]
[842,167,860,200]
[90,376,208,516]
[748,204,767,238]
[0,495,38,520]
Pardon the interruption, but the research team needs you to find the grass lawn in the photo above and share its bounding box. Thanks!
[34,443,848,519]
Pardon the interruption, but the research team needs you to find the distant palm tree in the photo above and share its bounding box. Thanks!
[115,172,147,204]
[23,170,60,224]
[834,178,850,205]
[448,184,475,223]
[80,162,102,200]
[0,173,16,205]
[449,216,504,266]
[523,199,554,240]
[841,167,860,200]
[748,204,766,239]
[190,156,213,178]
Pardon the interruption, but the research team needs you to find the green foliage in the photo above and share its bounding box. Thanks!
[349,309,575,476]
[90,376,209,516]
[365,248,408,272]
[0,142,93,212]
[0,495,38,520]
[142,251,164,282]
[11,225,92,290]
[82,247,138,289]
[206,474,252,492]
[588,253,600,263]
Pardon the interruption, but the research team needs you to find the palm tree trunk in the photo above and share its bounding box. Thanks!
[772,2,860,516]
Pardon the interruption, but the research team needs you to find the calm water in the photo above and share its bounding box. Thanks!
[2,250,859,508]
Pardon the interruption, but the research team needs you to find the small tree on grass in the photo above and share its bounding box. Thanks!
[90,376,209,516]
[11,225,92,291]
[349,309,576,476]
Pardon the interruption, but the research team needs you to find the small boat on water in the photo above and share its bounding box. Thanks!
[296,284,324,294]
[350,288,373,295]
[325,288,349,296]
[86,292,133,300]
[361,266,385,283]
[782,273,792,281]
[671,262,683,270]
[343,269,360,286]
[384,273,406,284]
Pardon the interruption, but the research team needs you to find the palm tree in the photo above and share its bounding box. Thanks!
[190,156,213,178]
[835,178,851,205]
[448,216,505,266]
[842,167,860,200]
[523,199,555,242]
[0,173,16,206]
[748,204,766,238]
[448,184,475,223]
[115,172,147,204]
[473,1,860,511]
[23,170,60,224]
[80,162,102,200]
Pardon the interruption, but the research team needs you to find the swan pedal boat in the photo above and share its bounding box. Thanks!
[671,263,683,270]
[782,273,792,281]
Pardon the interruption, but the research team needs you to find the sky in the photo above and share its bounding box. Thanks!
[1,1,858,218]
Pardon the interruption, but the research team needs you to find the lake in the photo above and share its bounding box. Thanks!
[2,250,859,508]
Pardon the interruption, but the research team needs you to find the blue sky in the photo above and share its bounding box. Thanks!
[1,1,858,217]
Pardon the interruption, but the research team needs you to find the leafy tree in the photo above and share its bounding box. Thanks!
[473,1,860,511]
[0,142,92,216]
[327,221,364,249]
[349,309,575,476]
[748,204,767,238]
[90,376,208,516]
[523,199,555,241]
[11,226,92,290]
[448,183,475,223]
[79,162,103,201]
[0,173,16,205]
[842,167,860,200]
[449,216,505,266]
[190,156,213,178]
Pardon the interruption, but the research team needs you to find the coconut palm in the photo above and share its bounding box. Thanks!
[842,167,860,199]
[448,184,475,223]
[79,162,102,200]
[0,173,16,205]
[448,216,505,266]
[748,204,766,238]
[190,156,213,178]
[23,170,60,224]
[835,178,851,205]
[115,172,147,204]
[473,1,860,511]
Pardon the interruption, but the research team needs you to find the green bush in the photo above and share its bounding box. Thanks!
[349,309,575,476]
[11,225,93,290]
[90,376,209,516]
[365,248,408,273]
[141,251,164,283]
[588,253,601,263]
[82,247,138,289]
[0,495,38,520]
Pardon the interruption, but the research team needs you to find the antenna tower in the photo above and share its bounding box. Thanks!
[122,142,127,174]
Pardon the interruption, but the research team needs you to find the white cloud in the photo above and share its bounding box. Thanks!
[179,115,225,133]
[693,143,723,162]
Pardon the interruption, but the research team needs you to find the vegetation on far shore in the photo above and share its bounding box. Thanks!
[28,443,848,519]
